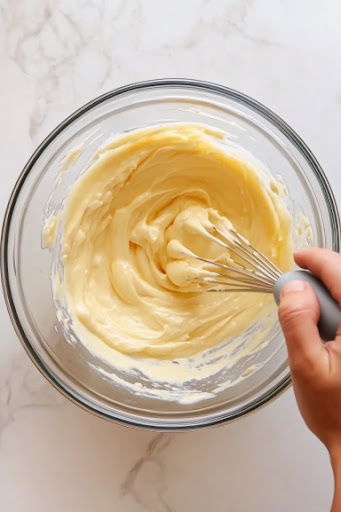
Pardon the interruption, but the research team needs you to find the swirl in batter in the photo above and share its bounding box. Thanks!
[60,123,292,361]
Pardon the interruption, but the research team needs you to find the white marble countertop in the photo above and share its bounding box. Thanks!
[0,1,340,510]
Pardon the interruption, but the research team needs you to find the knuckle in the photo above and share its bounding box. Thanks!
[290,354,310,374]
[278,300,310,328]
[290,356,320,380]
[290,359,305,377]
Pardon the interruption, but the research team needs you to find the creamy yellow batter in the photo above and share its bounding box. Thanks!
[59,123,292,362]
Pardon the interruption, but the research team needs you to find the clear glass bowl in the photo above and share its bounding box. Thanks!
[1,79,340,430]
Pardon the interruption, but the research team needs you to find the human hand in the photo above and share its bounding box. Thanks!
[278,248,341,452]
[278,248,341,509]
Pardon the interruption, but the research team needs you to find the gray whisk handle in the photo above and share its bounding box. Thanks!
[273,270,341,342]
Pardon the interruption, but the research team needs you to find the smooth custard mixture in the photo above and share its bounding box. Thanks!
[45,123,293,402]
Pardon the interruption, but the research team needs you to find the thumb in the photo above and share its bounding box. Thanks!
[278,280,323,372]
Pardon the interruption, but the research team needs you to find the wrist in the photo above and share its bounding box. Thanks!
[329,444,341,477]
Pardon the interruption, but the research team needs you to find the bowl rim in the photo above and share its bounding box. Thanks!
[1,78,340,430]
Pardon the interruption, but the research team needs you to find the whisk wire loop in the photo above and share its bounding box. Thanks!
[192,224,282,293]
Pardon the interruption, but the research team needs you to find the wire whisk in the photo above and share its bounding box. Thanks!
[185,220,340,341]
[191,224,281,293]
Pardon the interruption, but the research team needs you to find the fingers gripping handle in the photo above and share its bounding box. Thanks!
[273,270,341,341]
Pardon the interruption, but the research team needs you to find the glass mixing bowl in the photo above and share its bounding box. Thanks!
[1,79,340,429]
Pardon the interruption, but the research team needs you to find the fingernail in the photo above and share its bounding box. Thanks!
[280,280,306,297]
